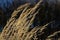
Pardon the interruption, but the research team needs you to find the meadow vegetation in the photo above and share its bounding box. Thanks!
[0,0,60,40]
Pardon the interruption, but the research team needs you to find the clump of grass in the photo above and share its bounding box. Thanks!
[0,0,60,40]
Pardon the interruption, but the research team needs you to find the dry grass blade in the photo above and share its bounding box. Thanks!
[47,31,60,38]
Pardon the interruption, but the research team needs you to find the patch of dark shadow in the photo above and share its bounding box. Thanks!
[15,10,23,19]
[33,13,41,27]
[28,27,33,32]
[0,25,3,32]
